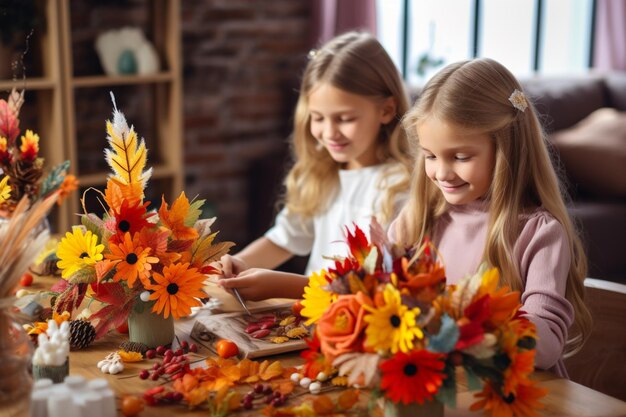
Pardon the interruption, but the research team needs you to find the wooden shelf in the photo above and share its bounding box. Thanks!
[71,72,175,88]
[78,164,177,187]
[0,77,56,91]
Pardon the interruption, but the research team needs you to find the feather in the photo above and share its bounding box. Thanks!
[0,88,24,142]
[103,93,152,196]
[333,352,381,387]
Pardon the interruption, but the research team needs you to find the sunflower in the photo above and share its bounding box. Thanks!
[379,349,447,405]
[57,227,105,279]
[301,270,337,326]
[470,380,547,417]
[0,175,10,204]
[148,262,206,319]
[363,284,423,353]
[105,232,158,288]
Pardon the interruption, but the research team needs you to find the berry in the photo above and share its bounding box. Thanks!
[19,273,33,287]
[139,370,149,380]
[253,383,264,394]
[263,385,273,395]
[174,348,184,356]
[243,399,253,409]
[155,345,165,355]
[189,343,198,353]
[150,372,159,381]
[215,339,239,359]
[145,349,156,359]
[121,395,144,416]
[180,340,189,349]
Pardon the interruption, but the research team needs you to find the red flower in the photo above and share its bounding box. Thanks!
[110,199,154,242]
[379,349,447,405]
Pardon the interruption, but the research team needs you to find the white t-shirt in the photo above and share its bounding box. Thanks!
[265,163,407,276]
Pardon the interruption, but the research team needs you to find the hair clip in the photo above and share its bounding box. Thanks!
[509,89,528,112]
[307,49,318,60]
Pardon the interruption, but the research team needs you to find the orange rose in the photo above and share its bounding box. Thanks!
[316,292,373,361]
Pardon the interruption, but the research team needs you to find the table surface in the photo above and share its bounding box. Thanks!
[62,323,626,417]
[27,277,626,417]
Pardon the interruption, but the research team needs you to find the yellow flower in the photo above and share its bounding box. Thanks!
[56,227,105,279]
[0,175,10,204]
[301,270,337,326]
[117,350,143,362]
[364,284,424,354]
[19,129,40,161]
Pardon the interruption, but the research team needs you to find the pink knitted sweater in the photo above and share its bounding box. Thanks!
[390,200,574,377]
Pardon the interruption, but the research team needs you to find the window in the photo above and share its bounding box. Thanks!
[377,0,595,85]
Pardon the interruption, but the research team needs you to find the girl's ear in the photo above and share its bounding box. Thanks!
[380,97,397,124]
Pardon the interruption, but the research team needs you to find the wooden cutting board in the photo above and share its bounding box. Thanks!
[190,303,309,359]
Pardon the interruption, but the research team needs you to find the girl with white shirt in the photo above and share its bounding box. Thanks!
[216,31,412,300]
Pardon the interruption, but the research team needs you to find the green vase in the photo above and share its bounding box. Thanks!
[384,399,444,417]
[128,305,174,349]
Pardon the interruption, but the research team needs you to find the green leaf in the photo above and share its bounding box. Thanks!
[184,198,205,227]
[38,160,70,197]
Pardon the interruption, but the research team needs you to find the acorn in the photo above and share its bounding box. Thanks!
[68,319,96,350]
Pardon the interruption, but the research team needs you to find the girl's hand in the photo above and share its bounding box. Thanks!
[217,254,248,278]
[217,268,280,301]
[217,269,308,301]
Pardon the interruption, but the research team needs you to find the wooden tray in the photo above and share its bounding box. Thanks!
[190,303,309,359]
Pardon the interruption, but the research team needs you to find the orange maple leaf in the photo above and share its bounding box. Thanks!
[158,192,198,241]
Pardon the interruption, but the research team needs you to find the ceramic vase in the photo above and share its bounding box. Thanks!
[0,307,33,416]
[384,399,444,417]
[128,304,174,349]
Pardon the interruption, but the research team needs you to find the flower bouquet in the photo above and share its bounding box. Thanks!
[299,219,547,417]
[0,88,77,214]
[51,95,234,343]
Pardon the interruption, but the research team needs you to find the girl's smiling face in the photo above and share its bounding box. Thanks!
[308,83,395,169]
[417,117,496,205]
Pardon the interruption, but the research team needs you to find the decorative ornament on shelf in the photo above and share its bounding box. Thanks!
[0,88,78,216]
[51,93,234,346]
[95,27,160,76]
[299,219,548,417]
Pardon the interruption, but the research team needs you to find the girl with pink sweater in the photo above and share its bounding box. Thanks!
[391,58,591,377]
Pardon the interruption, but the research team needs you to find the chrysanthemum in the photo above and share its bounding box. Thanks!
[301,270,337,326]
[57,228,105,279]
[363,284,423,353]
[379,350,447,405]
[470,380,547,417]
[0,175,11,204]
[105,232,158,288]
[148,262,207,319]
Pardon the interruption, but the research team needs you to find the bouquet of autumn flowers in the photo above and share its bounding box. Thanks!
[52,96,234,338]
[0,88,78,212]
[299,219,547,417]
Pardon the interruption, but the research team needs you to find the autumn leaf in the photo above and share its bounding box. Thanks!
[345,223,370,264]
[159,192,198,241]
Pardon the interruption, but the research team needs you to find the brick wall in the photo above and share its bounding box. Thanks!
[180,0,311,247]
[63,0,312,247]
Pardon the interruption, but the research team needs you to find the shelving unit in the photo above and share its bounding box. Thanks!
[0,0,183,232]
[58,0,183,229]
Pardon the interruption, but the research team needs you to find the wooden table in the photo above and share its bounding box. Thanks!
[63,328,626,417]
[22,275,626,417]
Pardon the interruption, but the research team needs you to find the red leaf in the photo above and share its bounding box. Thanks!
[50,279,70,293]
[54,283,88,316]
[345,223,370,264]
[90,282,129,306]
[0,99,20,142]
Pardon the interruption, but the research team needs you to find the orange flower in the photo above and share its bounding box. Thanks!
[19,129,39,162]
[470,380,547,417]
[57,174,79,206]
[148,262,206,319]
[379,349,447,405]
[315,292,373,361]
[105,232,158,288]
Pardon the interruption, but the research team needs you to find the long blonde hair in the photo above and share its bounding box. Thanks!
[397,58,591,355]
[284,31,412,225]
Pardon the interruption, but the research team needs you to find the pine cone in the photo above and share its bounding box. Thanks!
[5,158,44,203]
[119,341,149,356]
[68,319,96,350]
